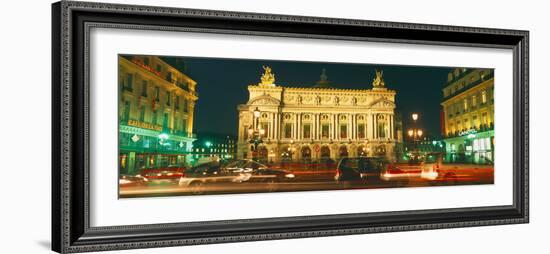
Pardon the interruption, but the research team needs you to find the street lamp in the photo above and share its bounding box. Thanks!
[407,129,423,139]
[253,107,261,118]
[248,107,265,161]
[409,113,423,155]
[287,145,296,159]
[408,128,423,156]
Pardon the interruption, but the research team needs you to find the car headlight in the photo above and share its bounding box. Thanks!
[119,179,132,185]
[284,173,295,178]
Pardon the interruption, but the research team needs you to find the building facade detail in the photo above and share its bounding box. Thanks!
[441,68,494,164]
[237,68,397,162]
[118,55,198,174]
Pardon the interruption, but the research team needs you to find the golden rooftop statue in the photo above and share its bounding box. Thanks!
[372,69,385,88]
[259,65,276,86]
[313,68,331,88]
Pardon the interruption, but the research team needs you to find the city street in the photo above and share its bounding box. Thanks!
[120,164,493,198]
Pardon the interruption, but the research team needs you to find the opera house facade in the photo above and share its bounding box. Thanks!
[236,67,398,163]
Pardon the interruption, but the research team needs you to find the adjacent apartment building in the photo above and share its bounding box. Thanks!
[118,55,198,174]
[441,68,494,164]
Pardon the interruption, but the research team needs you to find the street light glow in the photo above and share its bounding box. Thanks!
[407,129,414,137]
[417,130,423,137]
[412,113,419,121]
[253,107,261,118]
[205,141,212,147]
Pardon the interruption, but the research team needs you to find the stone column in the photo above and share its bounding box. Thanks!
[317,114,321,140]
[355,115,358,140]
[274,112,279,140]
[387,114,391,139]
[372,114,378,139]
[335,114,340,140]
[267,113,271,139]
[330,114,335,139]
[367,113,373,140]
[295,114,298,140]
[297,113,301,141]
[348,114,355,140]
[272,112,276,140]
[314,114,318,140]
[390,114,394,140]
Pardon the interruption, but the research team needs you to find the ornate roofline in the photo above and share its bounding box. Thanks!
[248,84,396,93]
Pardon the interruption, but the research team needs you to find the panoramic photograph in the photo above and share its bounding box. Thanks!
[117,54,495,198]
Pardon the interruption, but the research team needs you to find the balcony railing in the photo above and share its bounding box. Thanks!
[443,72,494,100]
[121,85,133,92]
[177,82,199,97]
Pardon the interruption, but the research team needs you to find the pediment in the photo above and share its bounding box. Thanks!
[247,95,281,106]
[369,98,396,108]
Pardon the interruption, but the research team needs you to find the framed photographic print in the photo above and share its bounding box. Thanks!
[52,1,529,253]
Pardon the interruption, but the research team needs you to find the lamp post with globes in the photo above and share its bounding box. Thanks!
[248,107,265,161]
[407,113,423,153]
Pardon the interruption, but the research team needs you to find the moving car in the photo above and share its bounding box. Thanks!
[419,153,494,185]
[335,157,410,187]
[380,153,440,184]
[335,157,388,186]
[178,159,295,194]
[119,174,148,187]
[178,161,240,194]
[225,159,295,182]
[138,165,185,185]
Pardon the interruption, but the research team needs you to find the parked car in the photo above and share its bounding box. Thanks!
[119,174,148,187]
[138,165,185,185]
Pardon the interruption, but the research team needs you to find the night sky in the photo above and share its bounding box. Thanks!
[162,56,455,139]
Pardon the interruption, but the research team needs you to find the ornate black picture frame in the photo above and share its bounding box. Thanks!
[52,1,529,253]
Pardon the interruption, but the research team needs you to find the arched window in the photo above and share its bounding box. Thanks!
[320,146,331,159]
[339,146,348,158]
[301,146,311,160]
[377,115,387,138]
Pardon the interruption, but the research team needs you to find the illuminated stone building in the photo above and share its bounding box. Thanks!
[192,133,238,161]
[236,67,397,162]
[441,68,494,164]
[118,55,198,174]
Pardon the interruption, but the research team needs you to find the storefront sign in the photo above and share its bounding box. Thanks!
[127,119,162,131]
[459,129,477,137]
